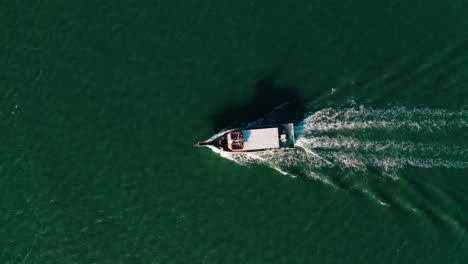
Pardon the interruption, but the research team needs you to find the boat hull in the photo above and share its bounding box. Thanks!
[194,123,295,152]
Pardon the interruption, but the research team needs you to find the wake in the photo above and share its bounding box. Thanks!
[299,105,468,132]
[209,105,468,181]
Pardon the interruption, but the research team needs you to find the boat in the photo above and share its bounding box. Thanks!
[193,123,295,152]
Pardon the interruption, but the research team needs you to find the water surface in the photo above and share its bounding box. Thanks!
[2,0,468,263]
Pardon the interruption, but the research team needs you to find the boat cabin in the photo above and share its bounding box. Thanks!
[194,123,295,152]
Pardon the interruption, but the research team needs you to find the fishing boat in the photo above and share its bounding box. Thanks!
[193,123,295,152]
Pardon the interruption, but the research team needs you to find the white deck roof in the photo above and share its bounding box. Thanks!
[241,128,279,150]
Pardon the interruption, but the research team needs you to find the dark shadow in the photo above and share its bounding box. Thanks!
[213,74,307,131]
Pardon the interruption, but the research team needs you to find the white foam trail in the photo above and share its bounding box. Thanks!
[299,106,468,133]
[297,145,334,166]
[297,136,468,159]
[295,134,468,175]
[326,151,468,171]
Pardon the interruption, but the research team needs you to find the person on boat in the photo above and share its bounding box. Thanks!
[230,131,243,140]
[231,141,243,150]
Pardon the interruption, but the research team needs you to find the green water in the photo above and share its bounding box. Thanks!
[2,0,468,263]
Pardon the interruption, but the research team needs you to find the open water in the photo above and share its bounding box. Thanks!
[2,0,468,263]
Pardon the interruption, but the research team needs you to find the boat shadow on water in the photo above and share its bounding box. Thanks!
[213,75,308,131]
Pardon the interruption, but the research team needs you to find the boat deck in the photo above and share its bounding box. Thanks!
[195,123,295,152]
[226,123,294,151]
[240,127,280,150]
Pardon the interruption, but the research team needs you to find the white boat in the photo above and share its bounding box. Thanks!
[194,123,295,152]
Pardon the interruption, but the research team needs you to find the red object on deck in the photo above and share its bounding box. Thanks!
[231,141,244,150]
